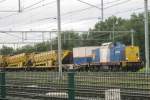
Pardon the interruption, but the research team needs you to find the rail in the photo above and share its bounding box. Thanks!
[0,71,150,100]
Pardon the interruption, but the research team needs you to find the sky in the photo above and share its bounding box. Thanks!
[0,0,148,47]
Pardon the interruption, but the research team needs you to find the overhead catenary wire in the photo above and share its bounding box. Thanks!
[76,0,132,10]
[76,0,101,9]
[24,5,143,28]
[0,6,144,30]
[114,7,144,15]
[19,17,99,32]
[24,0,56,11]
[0,4,99,28]
[0,0,6,3]
[0,0,130,21]
[10,3,103,26]
[0,31,132,43]
[0,30,132,33]
[61,4,148,26]
[0,0,56,21]
[25,0,130,16]
[103,0,122,5]
[0,0,57,29]
[0,41,46,44]
[106,6,150,17]
[104,0,132,9]
[23,0,46,9]
[0,0,146,31]
[0,0,20,12]
[4,33,131,43]
[1,32,22,39]
[76,0,131,21]
[0,4,147,30]
[23,0,133,25]
[0,10,18,12]
[0,30,133,46]
[0,0,133,28]
[76,0,129,10]
[46,17,99,29]
[0,33,21,43]
[27,16,99,25]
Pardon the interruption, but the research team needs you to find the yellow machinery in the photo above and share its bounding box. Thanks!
[30,50,72,68]
[6,53,30,68]
[30,51,57,68]
[0,55,6,68]
[125,46,140,62]
[0,55,4,67]
[0,50,72,70]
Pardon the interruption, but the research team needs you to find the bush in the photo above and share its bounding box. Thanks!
[139,67,150,73]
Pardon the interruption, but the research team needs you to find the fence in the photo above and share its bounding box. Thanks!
[0,71,150,100]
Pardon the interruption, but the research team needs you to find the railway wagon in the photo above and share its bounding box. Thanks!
[73,46,100,65]
[0,55,7,68]
[0,50,73,71]
[29,50,73,70]
[5,53,30,69]
[29,51,57,68]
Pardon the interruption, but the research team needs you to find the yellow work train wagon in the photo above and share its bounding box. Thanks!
[0,55,7,68]
[5,53,30,69]
[28,50,73,70]
[0,50,73,71]
[29,51,57,69]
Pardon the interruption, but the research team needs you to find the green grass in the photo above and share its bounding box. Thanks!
[139,67,150,73]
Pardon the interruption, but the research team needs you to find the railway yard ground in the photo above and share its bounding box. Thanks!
[2,71,150,100]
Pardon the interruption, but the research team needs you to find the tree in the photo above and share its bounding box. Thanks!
[88,16,130,45]
[61,31,81,50]
[15,45,35,54]
[0,46,14,55]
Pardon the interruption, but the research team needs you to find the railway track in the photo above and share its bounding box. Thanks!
[5,82,150,100]
[4,72,150,100]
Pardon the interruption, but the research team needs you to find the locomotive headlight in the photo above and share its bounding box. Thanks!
[138,57,140,60]
[126,58,128,60]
